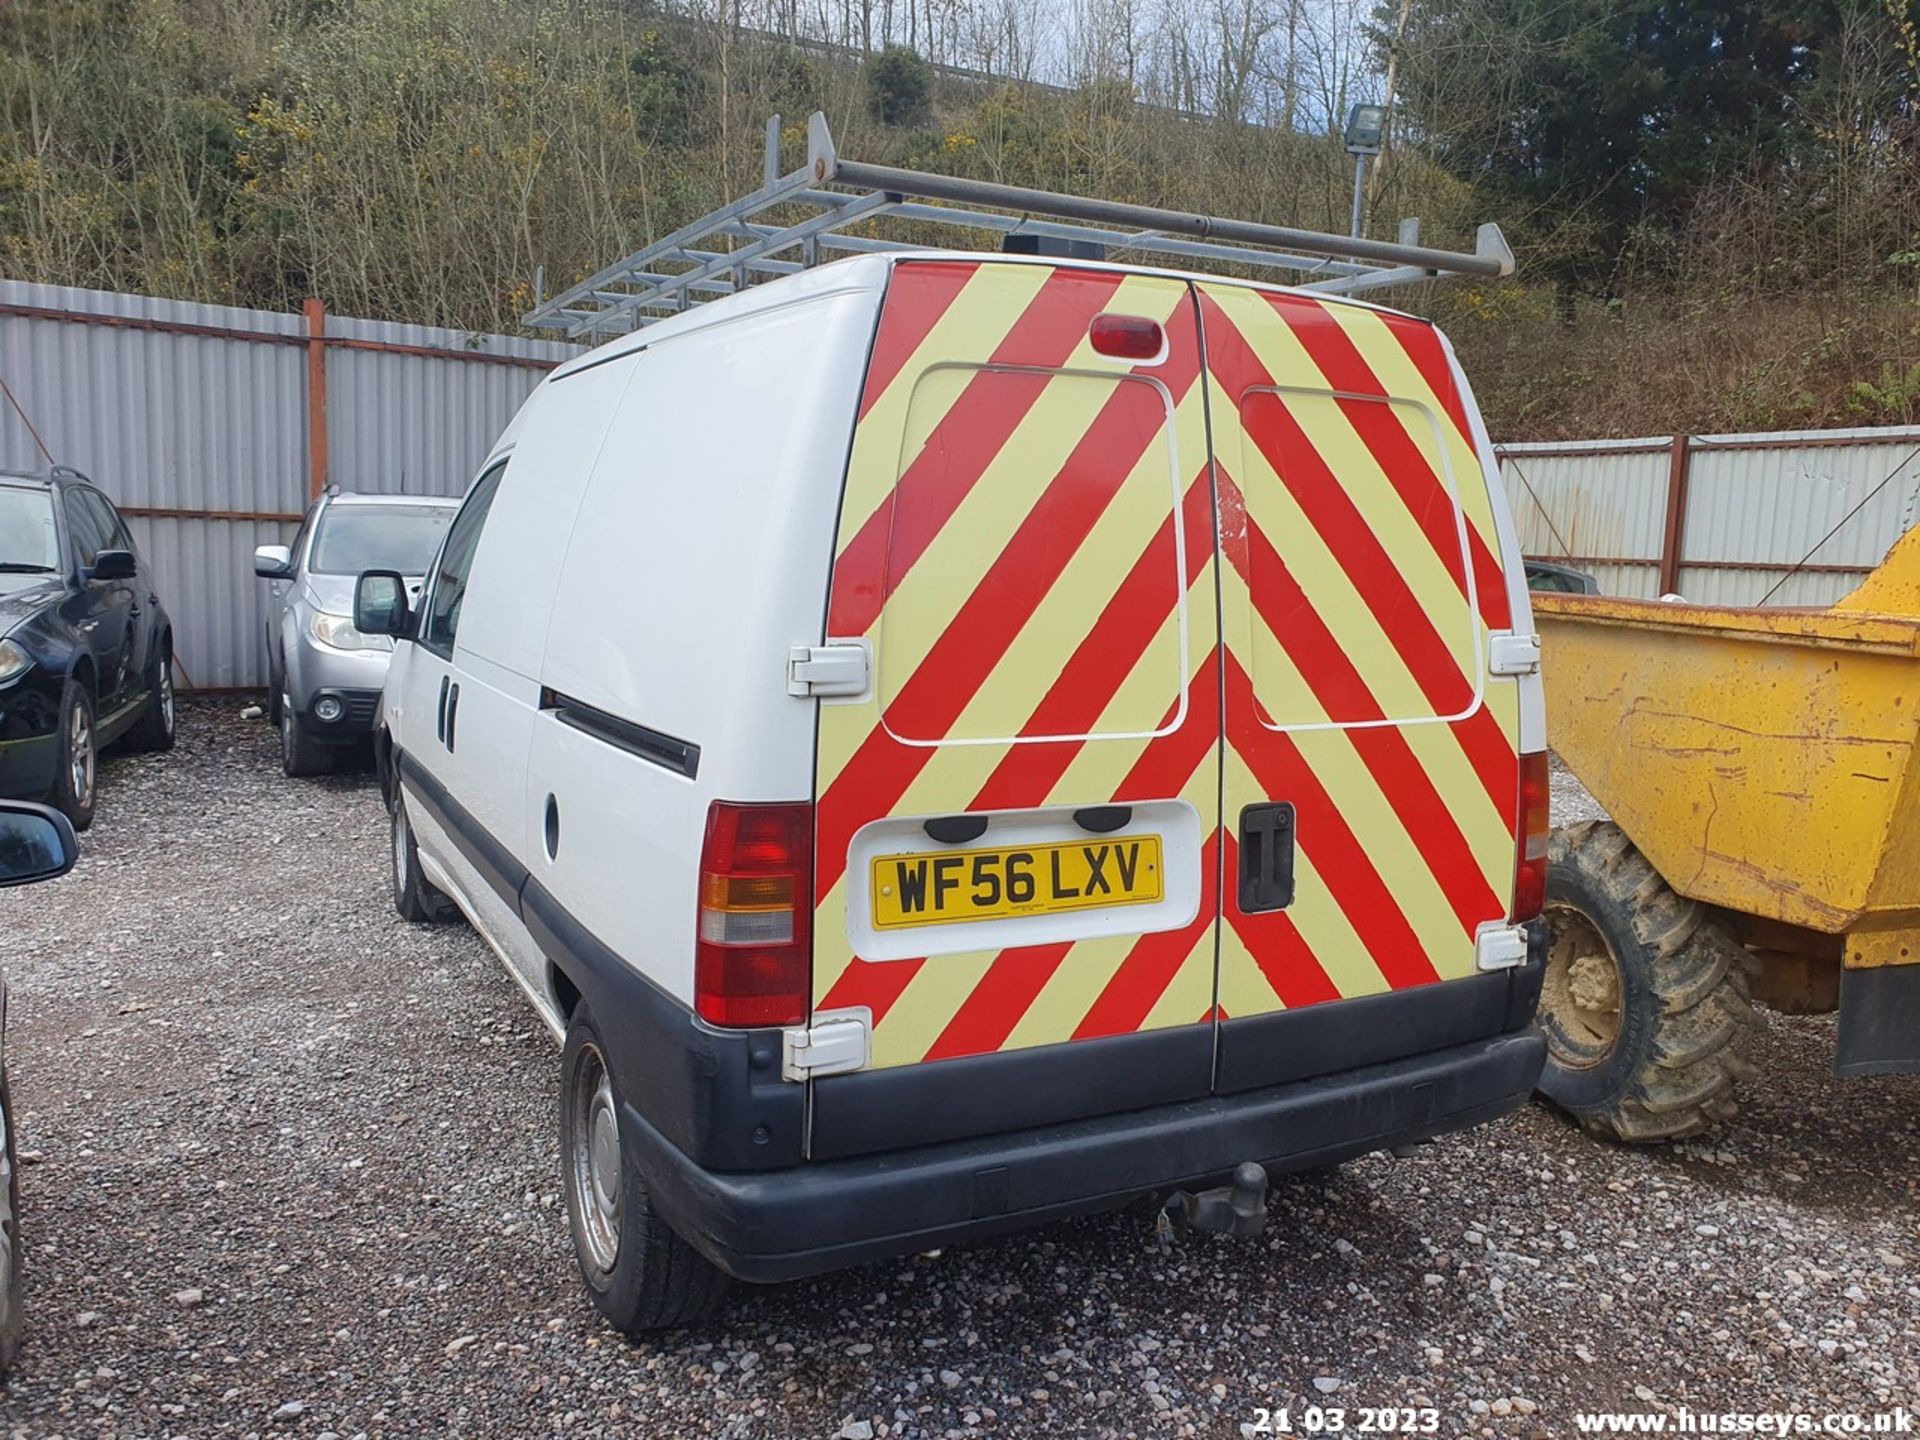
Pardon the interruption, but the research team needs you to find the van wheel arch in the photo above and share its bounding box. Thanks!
[548,964,582,1024]
[373,729,396,811]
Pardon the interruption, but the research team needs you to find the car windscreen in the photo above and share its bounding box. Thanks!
[309,505,455,576]
[0,487,59,573]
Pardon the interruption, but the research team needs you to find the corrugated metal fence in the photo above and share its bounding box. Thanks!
[1497,426,1920,608]
[0,280,577,688]
[4,277,1918,688]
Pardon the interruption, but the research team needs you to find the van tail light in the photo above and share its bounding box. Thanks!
[1512,751,1550,923]
[1089,313,1164,361]
[695,802,813,1028]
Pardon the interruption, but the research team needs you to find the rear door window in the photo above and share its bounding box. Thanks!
[875,364,1190,746]
[1235,386,1480,727]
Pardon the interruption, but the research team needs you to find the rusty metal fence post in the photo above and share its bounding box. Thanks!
[303,297,328,499]
[1657,433,1692,596]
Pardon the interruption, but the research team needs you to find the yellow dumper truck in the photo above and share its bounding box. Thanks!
[1533,531,1920,1139]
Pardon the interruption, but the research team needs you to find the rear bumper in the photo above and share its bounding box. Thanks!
[629,1027,1546,1283]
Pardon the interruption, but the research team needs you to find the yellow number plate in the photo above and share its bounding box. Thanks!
[870,836,1163,930]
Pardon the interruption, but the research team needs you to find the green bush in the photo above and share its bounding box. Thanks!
[865,46,930,127]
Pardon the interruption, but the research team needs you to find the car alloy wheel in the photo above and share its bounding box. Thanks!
[69,701,95,810]
[158,659,174,738]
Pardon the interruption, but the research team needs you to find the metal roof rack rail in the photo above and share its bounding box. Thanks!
[524,111,1515,340]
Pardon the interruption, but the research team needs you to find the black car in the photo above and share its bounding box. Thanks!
[0,467,175,828]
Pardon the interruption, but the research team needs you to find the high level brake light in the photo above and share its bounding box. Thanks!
[1089,313,1165,362]
[696,802,813,1028]
[1511,751,1550,923]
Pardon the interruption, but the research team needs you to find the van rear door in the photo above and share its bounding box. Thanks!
[1192,282,1523,1092]
[807,259,1223,1158]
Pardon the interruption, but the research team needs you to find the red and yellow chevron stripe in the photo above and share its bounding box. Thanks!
[1200,282,1519,1021]
[812,259,1520,1072]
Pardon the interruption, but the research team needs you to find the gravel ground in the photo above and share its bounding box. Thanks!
[0,702,1914,1439]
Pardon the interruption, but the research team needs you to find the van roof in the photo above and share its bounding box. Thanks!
[548,249,1432,385]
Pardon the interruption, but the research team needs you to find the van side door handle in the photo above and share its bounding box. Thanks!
[1237,802,1296,913]
[436,674,450,742]
[445,682,460,753]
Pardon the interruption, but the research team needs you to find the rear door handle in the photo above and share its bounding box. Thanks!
[445,682,460,753]
[436,675,450,742]
[1238,802,1296,913]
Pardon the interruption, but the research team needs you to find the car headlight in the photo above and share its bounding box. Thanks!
[0,637,28,684]
[309,610,390,653]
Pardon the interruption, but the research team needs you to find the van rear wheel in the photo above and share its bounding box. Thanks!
[560,1006,731,1333]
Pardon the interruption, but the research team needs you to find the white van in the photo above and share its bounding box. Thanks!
[355,155,1549,1330]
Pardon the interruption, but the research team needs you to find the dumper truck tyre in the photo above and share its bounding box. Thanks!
[1538,821,1757,1142]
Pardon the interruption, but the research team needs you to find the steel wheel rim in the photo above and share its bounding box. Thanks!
[1541,902,1625,1069]
[69,702,94,807]
[567,1045,622,1276]
[392,802,410,892]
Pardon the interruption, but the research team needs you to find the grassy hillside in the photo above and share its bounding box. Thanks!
[3,0,1917,438]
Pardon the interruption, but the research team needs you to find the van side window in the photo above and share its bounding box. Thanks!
[421,463,506,657]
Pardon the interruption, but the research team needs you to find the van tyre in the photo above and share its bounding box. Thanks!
[52,677,96,832]
[127,639,176,753]
[1538,821,1758,1142]
[391,792,456,924]
[560,1006,731,1333]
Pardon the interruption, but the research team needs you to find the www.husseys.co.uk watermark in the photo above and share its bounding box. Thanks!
[1574,1409,1913,1434]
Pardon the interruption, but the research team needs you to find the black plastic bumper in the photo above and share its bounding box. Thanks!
[300,687,384,742]
[627,1027,1546,1283]
[0,684,60,800]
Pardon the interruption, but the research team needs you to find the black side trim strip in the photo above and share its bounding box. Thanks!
[540,687,700,780]
[395,748,527,911]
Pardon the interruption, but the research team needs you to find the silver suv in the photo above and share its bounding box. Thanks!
[254,491,457,776]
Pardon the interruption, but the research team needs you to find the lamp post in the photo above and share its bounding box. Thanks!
[1343,103,1387,239]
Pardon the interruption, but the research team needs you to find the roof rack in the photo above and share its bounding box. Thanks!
[524,112,1515,340]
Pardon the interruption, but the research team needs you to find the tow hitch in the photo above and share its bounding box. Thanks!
[1158,1161,1270,1240]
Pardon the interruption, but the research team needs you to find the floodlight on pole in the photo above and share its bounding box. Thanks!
[1344,103,1388,239]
